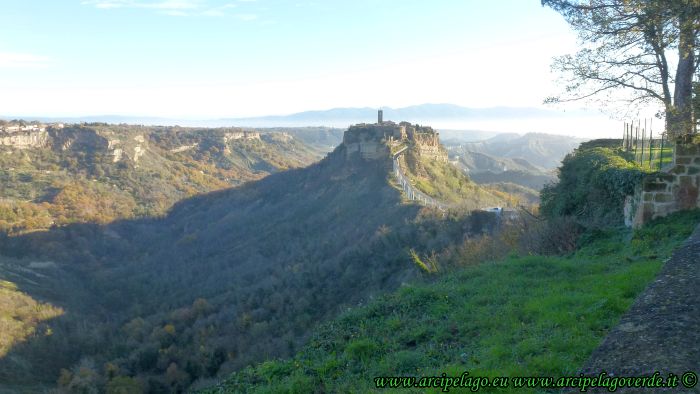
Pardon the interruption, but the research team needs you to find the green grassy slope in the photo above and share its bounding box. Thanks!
[400,150,515,209]
[203,210,700,393]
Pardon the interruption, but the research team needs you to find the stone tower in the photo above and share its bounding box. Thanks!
[378,109,383,124]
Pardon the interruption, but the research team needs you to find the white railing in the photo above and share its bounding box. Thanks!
[392,148,450,210]
[391,148,523,221]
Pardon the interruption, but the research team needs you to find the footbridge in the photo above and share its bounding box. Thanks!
[392,146,450,210]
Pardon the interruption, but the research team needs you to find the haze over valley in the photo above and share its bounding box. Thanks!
[5,103,618,139]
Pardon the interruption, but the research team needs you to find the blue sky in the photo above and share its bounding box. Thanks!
[0,0,627,135]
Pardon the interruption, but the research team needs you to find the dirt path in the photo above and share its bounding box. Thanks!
[567,223,700,393]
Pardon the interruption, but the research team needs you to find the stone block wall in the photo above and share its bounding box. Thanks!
[344,141,388,160]
[630,142,700,227]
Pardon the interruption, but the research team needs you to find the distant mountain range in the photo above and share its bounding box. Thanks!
[3,103,608,131]
[456,132,585,169]
[224,104,596,126]
[444,132,585,191]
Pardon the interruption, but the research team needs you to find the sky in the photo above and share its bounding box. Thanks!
[0,0,648,136]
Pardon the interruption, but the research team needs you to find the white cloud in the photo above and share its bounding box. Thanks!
[234,13,257,21]
[161,9,190,16]
[82,0,202,12]
[0,52,50,68]
[201,2,237,17]
[201,9,224,16]
[83,0,254,18]
[81,0,126,9]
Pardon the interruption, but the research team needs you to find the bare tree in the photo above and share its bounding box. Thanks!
[543,0,700,138]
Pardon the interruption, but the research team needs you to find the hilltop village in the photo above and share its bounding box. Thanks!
[343,110,448,161]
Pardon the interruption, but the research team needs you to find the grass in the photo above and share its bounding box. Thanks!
[627,147,674,171]
[400,150,507,209]
[202,210,700,393]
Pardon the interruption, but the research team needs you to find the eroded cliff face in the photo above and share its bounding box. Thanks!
[0,130,49,149]
[0,125,150,165]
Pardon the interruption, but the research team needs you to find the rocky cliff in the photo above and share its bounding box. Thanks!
[0,129,49,149]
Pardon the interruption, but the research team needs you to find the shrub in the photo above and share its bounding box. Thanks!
[345,339,380,364]
[540,147,645,227]
[534,215,585,255]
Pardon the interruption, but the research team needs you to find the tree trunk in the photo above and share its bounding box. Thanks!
[668,12,696,139]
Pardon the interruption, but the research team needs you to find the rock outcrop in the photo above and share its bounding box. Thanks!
[0,129,49,149]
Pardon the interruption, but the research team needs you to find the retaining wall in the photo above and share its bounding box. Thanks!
[630,142,700,227]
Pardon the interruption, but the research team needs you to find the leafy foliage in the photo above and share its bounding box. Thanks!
[540,147,648,227]
[0,280,63,359]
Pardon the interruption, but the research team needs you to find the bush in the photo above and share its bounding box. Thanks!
[540,147,645,227]
[534,215,585,255]
[345,339,380,364]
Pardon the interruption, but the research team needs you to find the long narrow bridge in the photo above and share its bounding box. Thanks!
[392,146,450,210]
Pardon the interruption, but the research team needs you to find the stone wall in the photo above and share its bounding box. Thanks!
[631,142,700,227]
[344,140,388,160]
[343,124,394,160]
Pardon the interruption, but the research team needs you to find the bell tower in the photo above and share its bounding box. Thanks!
[378,109,383,124]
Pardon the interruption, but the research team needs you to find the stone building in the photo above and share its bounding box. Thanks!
[342,111,447,161]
